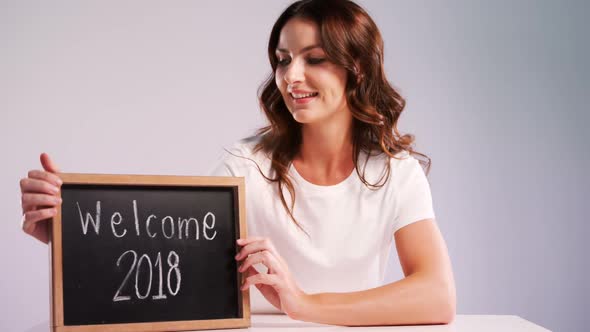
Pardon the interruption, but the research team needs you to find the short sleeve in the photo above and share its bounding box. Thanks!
[391,156,436,234]
[206,138,260,177]
[207,150,236,176]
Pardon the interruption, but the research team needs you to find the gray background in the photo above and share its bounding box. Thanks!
[1,1,587,331]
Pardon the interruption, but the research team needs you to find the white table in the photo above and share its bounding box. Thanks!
[210,314,551,332]
[23,314,551,332]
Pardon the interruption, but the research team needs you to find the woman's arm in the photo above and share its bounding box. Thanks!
[298,219,456,326]
[237,218,456,326]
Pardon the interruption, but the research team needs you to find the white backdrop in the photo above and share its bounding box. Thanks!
[1,1,588,331]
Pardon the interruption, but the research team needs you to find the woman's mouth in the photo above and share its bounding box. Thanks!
[290,92,318,105]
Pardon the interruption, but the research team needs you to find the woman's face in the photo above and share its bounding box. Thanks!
[275,18,350,125]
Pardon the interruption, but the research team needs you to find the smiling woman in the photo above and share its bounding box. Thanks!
[274,27,348,125]
[211,0,456,326]
[20,0,456,327]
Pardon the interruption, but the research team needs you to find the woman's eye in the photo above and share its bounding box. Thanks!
[276,57,325,66]
[307,58,326,64]
[277,58,290,66]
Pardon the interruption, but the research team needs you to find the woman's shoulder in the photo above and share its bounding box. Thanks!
[389,150,420,169]
[208,135,270,177]
[224,135,259,155]
[362,149,414,168]
[360,149,425,185]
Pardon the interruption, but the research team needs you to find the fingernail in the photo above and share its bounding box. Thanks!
[56,197,62,203]
[51,186,59,194]
[57,179,63,186]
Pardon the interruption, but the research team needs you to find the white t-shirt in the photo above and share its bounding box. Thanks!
[209,136,436,313]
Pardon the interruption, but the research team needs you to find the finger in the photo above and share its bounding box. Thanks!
[22,193,62,209]
[20,178,60,196]
[236,238,288,267]
[242,273,281,291]
[245,266,260,277]
[22,208,57,233]
[239,251,282,275]
[40,153,60,173]
[236,237,267,246]
[245,266,282,309]
[244,267,265,291]
[27,170,62,187]
[236,238,278,259]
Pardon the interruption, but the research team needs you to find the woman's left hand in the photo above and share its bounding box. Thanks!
[236,237,309,319]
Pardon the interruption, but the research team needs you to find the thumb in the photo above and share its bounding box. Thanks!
[245,266,260,278]
[40,153,60,173]
[245,266,281,309]
[245,266,267,292]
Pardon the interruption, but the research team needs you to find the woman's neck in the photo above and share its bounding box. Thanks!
[295,117,354,181]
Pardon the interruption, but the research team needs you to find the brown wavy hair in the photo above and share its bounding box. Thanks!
[250,0,430,234]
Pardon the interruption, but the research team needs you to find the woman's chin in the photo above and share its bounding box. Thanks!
[290,108,317,123]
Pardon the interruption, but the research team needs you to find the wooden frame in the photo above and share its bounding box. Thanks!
[49,173,250,332]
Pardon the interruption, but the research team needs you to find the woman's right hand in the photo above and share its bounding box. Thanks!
[20,153,63,244]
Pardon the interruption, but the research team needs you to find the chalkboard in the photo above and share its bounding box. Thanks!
[49,173,250,332]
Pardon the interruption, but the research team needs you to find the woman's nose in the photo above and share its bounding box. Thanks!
[284,59,304,84]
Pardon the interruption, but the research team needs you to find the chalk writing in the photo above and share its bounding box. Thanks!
[75,200,217,241]
[113,250,182,302]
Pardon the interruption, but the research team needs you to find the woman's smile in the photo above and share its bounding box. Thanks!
[291,91,319,105]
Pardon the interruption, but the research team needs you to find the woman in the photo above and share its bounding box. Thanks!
[20,0,456,326]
